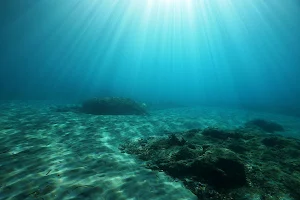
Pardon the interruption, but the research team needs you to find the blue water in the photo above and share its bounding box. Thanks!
[0,0,300,112]
[1,1,300,199]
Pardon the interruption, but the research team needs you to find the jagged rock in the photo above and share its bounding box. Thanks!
[201,128,242,140]
[168,134,186,146]
[172,146,197,161]
[190,157,247,189]
[245,119,284,133]
[120,127,300,199]
[228,144,248,154]
[262,137,287,148]
[185,129,202,138]
[80,97,148,115]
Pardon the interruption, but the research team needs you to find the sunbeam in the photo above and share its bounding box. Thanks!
[0,0,300,199]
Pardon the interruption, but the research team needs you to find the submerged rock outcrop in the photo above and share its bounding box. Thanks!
[245,119,284,133]
[120,122,300,199]
[52,97,148,115]
[81,97,148,115]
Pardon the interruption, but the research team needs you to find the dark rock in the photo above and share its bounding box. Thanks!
[202,128,229,139]
[202,144,211,152]
[168,134,186,146]
[282,176,300,200]
[185,129,201,138]
[163,154,247,190]
[120,127,300,199]
[190,158,246,189]
[187,143,196,150]
[214,158,247,189]
[228,144,248,154]
[201,128,242,140]
[262,137,287,148]
[245,119,284,133]
[80,97,148,115]
[172,146,197,161]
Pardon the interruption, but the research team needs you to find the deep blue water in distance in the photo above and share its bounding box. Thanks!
[0,0,300,114]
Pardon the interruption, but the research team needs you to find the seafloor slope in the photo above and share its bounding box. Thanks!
[0,101,299,200]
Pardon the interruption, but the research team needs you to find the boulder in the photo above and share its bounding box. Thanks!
[81,97,148,115]
[245,119,284,133]
[120,127,300,199]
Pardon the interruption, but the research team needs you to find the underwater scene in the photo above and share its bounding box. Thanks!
[0,0,300,199]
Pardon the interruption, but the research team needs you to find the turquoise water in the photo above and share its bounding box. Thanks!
[1,1,300,199]
[1,0,299,109]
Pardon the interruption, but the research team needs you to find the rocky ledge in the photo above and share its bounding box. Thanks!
[120,120,300,200]
[53,97,148,115]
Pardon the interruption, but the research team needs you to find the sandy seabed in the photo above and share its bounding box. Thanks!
[0,101,299,200]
